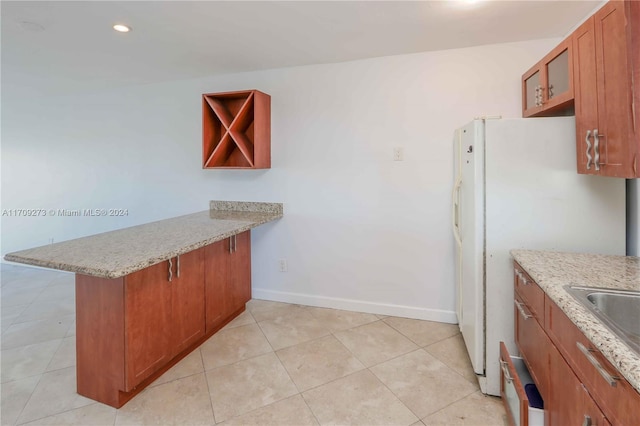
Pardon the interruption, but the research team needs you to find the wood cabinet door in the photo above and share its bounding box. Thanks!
[229,231,251,314]
[124,260,172,390]
[514,292,549,398]
[548,345,608,426]
[204,238,230,332]
[522,66,544,117]
[593,1,635,177]
[573,16,599,175]
[541,38,573,113]
[171,248,205,356]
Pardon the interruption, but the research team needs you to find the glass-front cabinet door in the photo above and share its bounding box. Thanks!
[524,70,541,111]
[543,40,573,111]
[546,48,570,101]
[522,38,573,117]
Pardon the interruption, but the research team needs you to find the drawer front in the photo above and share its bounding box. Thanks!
[514,293,549,399]
[513,263,544,324]
[499,342,545,426]
[545,295,640,425]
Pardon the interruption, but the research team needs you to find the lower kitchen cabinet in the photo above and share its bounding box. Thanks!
[548,343,609,426]
[167,248,206,356]
[205,231,251,332]
[125,247,205,389]
[514,283,548,398]
[507,260,640,426]
[499,343,545,426]
[123,259,173,391]
[76,234,250,408]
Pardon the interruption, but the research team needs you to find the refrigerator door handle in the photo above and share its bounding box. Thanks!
[452,178,462,246]
[585,129,593,170]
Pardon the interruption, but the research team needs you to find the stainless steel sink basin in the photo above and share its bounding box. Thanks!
[565,286,640,356]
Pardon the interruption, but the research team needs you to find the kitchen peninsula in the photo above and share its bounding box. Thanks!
[4,201,283,408]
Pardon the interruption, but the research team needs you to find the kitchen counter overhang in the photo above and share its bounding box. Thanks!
[4,201,283,278]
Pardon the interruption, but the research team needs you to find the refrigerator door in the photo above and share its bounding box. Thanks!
[453,131,463,323]
[455,120,485,375]
[482,116,625,396]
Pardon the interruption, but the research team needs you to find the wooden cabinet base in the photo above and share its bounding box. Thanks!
[76,273,246,409]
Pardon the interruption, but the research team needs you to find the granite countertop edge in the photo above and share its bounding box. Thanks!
[4,201,283,279]
[510,249,640,394]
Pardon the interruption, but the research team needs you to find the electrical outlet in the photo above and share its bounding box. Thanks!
[393,147,404,161]
[278,258,288,272]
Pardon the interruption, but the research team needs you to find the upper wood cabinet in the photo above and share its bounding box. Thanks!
[202,90,271,169]
[572,1,639,178]
[522,38,574,117]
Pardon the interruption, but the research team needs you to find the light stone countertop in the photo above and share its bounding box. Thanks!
[510,249,640,394]
[4,201,283,279]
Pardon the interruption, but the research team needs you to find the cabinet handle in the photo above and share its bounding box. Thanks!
[585,130,593,170]
[576,342,619,387]
[500,360,514,383]
[514,300,533,320]
[176,255,180,278]
[518,272,528,286]
[228,235,237,254]
[593,129,601,171]
[168,258,173,283]
[582,415,592,426]
[548,84,554,99]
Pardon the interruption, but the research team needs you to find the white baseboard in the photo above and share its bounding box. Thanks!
[252,287,458,324]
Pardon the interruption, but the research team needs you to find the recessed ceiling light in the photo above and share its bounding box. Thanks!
[113,24,131,33]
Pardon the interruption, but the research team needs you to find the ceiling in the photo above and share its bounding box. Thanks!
[2,1,601,97]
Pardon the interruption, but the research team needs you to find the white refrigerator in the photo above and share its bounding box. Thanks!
[452,116,625,396]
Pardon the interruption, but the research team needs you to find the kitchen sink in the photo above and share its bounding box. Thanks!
[565,286,640,356]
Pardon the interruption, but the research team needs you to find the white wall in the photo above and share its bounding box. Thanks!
[1,39,559,321]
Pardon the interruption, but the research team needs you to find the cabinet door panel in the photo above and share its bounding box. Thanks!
[542,39,573,112]
[547,49,570,99]
[172,248,205,356]
[204,239,230,332]
[124,261,172,390]
[573,17,598,175]
[514,292,548,399]
[523,69,542,113]
[594,1,634,177]
[548,344,608,426]
[229,231,251,313]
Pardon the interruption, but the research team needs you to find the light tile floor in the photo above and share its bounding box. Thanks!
[1,264,506,425]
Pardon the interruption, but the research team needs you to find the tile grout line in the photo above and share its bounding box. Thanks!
[199,348,219,425]
[11,373,45,426]
[365,348,426,424]
[3,289,500,425]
